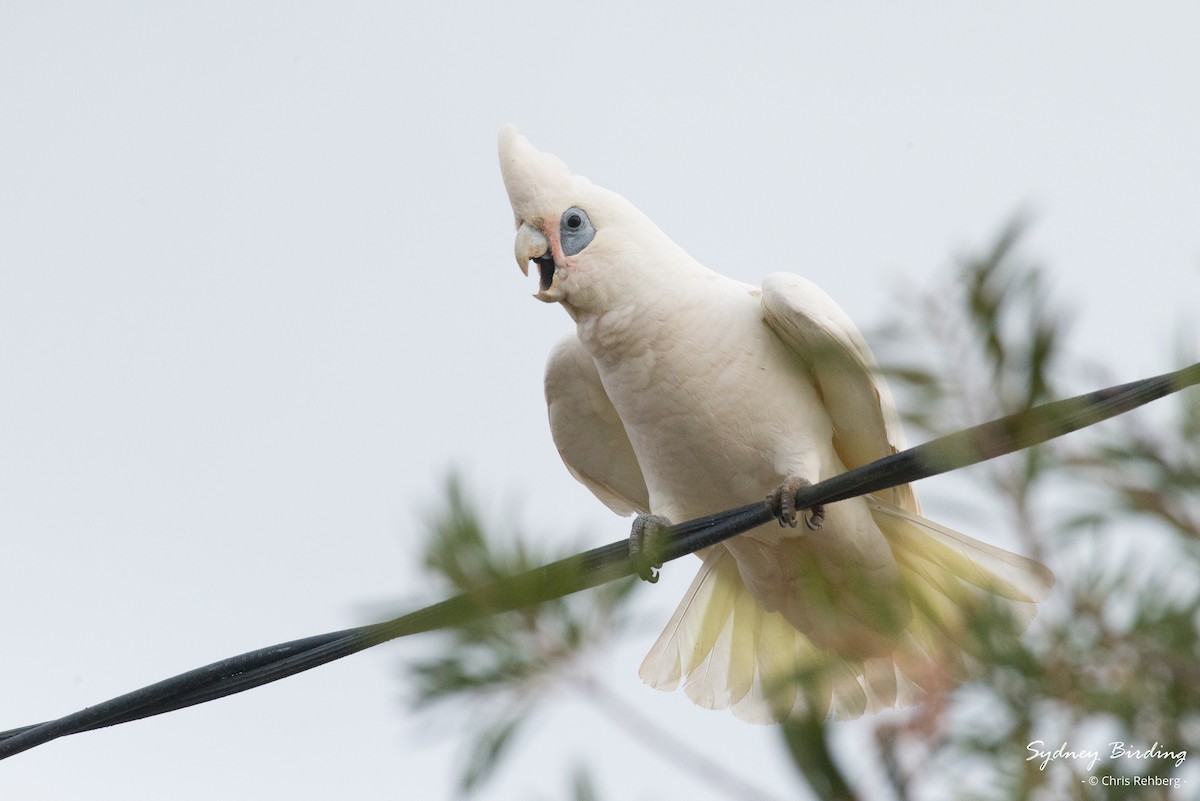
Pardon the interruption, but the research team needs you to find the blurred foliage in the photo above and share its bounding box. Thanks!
[406,477,638,794]
[867,219,1200,801]
[782,712,861,801]
[404,222,1199,800]
[405,479,790,800]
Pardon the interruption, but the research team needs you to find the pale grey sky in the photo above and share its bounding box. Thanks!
[2,4,1198,800]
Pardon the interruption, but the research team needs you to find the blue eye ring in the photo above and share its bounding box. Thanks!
[560,207,596,256]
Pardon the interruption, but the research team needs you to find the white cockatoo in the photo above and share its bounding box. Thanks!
[498,127,1054,723]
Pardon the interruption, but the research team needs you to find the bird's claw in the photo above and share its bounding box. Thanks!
[629,513,672,583]
[766,476,826,531]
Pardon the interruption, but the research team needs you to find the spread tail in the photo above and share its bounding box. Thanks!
[638,496,1054,722]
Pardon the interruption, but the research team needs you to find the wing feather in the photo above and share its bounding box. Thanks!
[544,334,650,516]
[760,272,918,512]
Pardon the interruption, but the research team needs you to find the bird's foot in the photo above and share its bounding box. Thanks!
[629,513,672,583]
[766,476,826,530]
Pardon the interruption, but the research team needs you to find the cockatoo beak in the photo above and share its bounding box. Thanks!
[514,220,564,303]
[514,221,547,277]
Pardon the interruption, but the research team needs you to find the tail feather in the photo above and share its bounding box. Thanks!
[869,497,1054,603]
[639,498,1054,723]
[862,656,899,709]
[638,548,737,690]
[722,582,765,705]
[683,586,755,710]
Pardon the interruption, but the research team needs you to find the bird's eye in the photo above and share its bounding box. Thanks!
[559,207,595,256]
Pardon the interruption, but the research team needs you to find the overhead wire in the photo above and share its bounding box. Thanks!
[2,361,1197,760]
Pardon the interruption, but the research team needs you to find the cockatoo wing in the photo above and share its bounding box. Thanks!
[545,333,650,516]
[760,272,918,512]
[639,273,1055,722]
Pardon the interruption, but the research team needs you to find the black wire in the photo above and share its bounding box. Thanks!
[2,362,1197,760]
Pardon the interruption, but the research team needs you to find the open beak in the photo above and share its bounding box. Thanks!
[514,221,563,303]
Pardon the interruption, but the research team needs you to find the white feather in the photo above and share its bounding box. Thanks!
[500,128,1055,723]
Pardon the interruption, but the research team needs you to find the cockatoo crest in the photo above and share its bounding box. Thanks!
[498,125,591,228]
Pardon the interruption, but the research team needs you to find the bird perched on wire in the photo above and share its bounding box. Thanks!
[498,127,1053,722]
